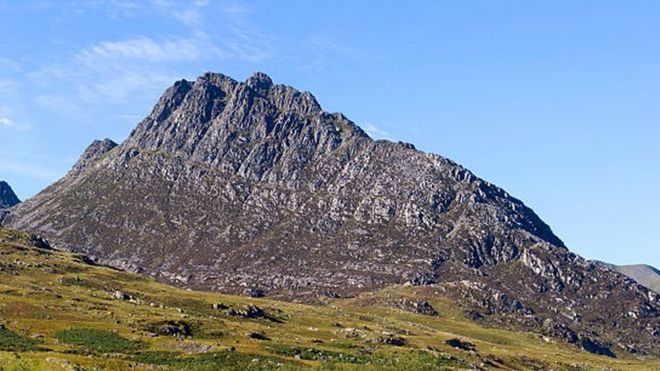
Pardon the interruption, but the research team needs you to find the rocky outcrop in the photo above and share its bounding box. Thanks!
[446,338,475,352]
[68,139,118,177]
[394,297,438,316]
[0,181,20,209]
[3,72,658,356]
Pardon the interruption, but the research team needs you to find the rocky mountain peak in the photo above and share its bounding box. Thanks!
[245,71,273,93]
[123,72,363,180]
[0,181,20,209]
[68,138,118,177]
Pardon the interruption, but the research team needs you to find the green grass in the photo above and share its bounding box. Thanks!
[269,344,470,369]
[325,342,360,350]
[133,350,295,370]
[54,328,143,353]
[0,327,42,352]
[269,344,368,364]
[369,350,470,370]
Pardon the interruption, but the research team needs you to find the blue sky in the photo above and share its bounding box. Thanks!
[0,1,658,267]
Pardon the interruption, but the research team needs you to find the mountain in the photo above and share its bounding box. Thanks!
[0,181,20,223]
[0,225,657,370]
[598,262,660,293]
[2,72,658,356]
[0,181,20,209]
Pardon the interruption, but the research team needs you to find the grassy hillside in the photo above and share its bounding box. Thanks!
[0,227,657,370]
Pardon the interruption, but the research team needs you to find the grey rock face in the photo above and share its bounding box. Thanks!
[0,181,20,209]
[3,72,658,355]
[395,297,438,316]
[596,261,660,293]
[68,139,118,177]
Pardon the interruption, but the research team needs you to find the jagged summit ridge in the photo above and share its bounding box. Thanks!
[124,72,366,181]
[3,71,658,356]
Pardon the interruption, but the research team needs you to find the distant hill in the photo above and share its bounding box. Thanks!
[599,262,660,293]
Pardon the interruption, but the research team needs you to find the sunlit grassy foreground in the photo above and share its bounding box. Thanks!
[0,227,656,370]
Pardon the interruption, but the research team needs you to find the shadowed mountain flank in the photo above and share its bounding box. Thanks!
[0,181,20,209]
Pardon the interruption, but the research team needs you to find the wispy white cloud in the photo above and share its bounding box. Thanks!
[0,117,15,127]
[77,34,220,63]
[0,79,19,90]
[150,0,210,27]
[298,34,367,72]
[137,1,272,62]
[222,2,249,17]
[0,116,29,131]
[214,4,273,63]
[363,123,390,139]
[109,0,140,11]
[30,32,225,108]
[0,56,21,71]
[85,68,175,101]
[0,80,30,130]
[69,0,211,26]
[64,1,271,70]
[34,94,84,118]
[224,25,273,63]
[15,0,371,133]
[75,34,224,100]
[28,0,275,114]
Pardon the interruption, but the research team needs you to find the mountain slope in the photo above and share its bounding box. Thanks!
[616,264,660,293]
[3,72,658,356]
[0,226,657,370]
[600,262,660,293]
